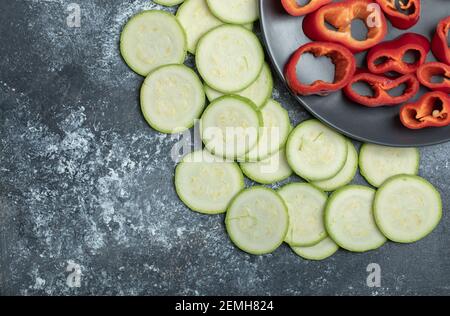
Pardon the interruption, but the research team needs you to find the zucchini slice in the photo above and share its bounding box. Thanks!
[176,0,223,54]
[206,0,259,24]
[204,63,273,108]
[243,99,291,162]
[225,187,289,255]
[374,175,442,243]
[201,95,262,160]
[325,185,387,252]
[292,237,339,261]
[278,183,328,247]
[240,149,293,185]
[359,144,420,188]
[120,10,187,76]
[175,150,244,214]
[196,24,264,93]
[312,141,358,192]
[141,64,205,134]
[286,120,348,181]
[154,0,185,6]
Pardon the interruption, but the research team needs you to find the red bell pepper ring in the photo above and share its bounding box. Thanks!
[366,33,430,75]
[431,16,450,65]
[417,62,450,94]
[375,0,420,30]
[343,69,420,107]
[285,42,356,96]
[400,91,450,130]
[281,0,332,17]
[302,0,388,53]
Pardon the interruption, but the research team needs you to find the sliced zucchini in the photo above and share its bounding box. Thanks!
[176,0,223,54]
[196,24,264,93]
[120,10,187,76]
[325,185,387,252]
[374,175,442,243]
[204,63,274,108]
[240,149,293,185]
[278,183,328,247]
[141,64,205,134]
[359,144,420,188]
[312,141,358,192]
[225,187,289,255]
[154,0,185,6]
[243,99,291,162]
[206,0,259,24]
[175,150,244,215]
[201,95,262,160]
[286,120,348,181]
[291,237,339,261]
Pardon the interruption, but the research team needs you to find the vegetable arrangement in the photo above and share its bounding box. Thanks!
[120,0,443,261]
[284,0,450,130]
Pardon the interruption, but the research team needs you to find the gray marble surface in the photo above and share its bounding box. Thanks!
[0,0,449,295]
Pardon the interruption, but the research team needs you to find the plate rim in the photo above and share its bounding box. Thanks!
[259,0,450,148]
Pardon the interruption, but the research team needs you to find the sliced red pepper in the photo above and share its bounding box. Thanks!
[281,0,332,17]
[343,69,420,107]
[417,62,450,94]
[285,42,356,96]
[400,91,450,129]
[375,0,420,30]
[302,0,388,53]
[431,16,450,65]
[366,33,430,75]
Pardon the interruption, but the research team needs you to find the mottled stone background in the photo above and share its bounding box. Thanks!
[0,0,449,295]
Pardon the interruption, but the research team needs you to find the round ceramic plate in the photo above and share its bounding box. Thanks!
[260,0,450,147]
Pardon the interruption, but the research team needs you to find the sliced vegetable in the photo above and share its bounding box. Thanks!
[312,141,358,192]
[343,70,420,107]
[279,183,328,247]
[359,144,419,188]
[243,99,291,162]
[201,95,262,160]
[154,0,185,6]
[286,120,348,181]
[325,186,387,252]
[400,91,450,130]
[291,237,339,261]
[176,0,223,54]
[302,0,388,53]
[431,16,450,65]
[281,0,332,17]
[285,42,356,96]
[120,10,187,76]
[374,175,442,243]
[141,64,205,134]
[416,62,450,94]
[366,33,430,76]
[226,187,289,255]
[206,0,259,24]
[240,150,292,185]
[196,24,264,93]
[375,0,421,30]
[204,63,273,108]
[175,150,244,214]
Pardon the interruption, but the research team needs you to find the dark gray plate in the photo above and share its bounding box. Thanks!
[260,0,450,147]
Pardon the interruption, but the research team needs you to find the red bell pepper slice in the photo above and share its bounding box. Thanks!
[431,16,450,65]
[417,62,450,94]
[375,0,420,30]
[400,91,450,129]
[281,0,332,17]
[366,33,430,75]
[302,0,388,53]
[285,42,356,96]
[343,69,420,107]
